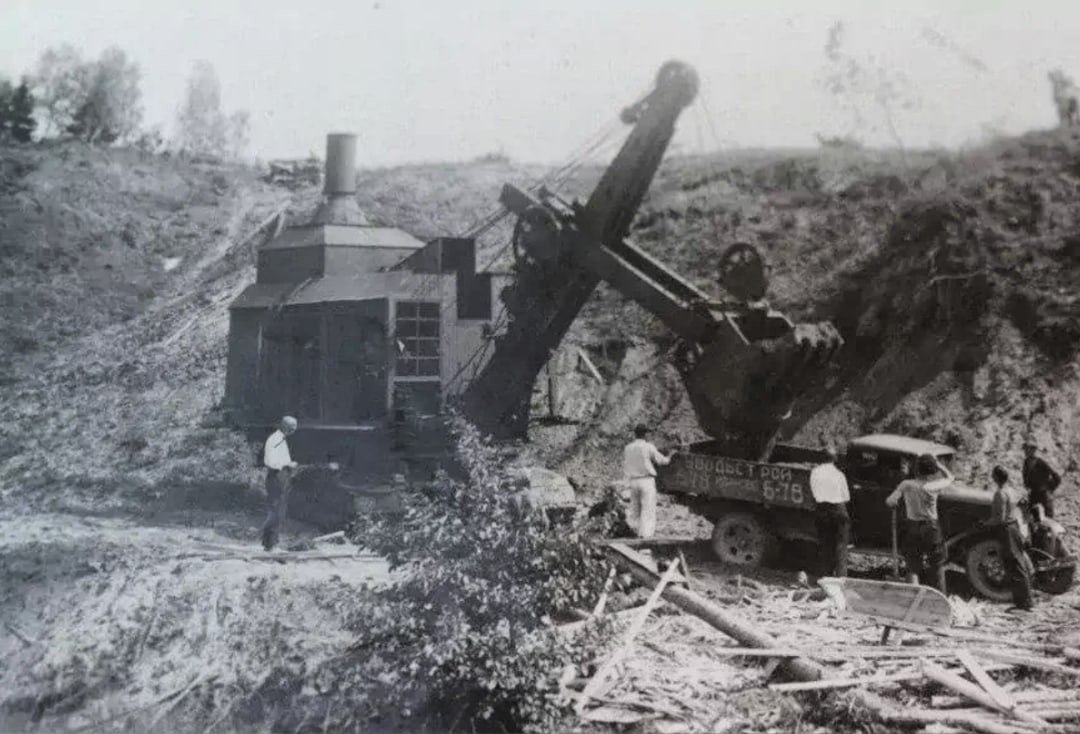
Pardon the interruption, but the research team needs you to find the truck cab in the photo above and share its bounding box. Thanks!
[842,434,989,549]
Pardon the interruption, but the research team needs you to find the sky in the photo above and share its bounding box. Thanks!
[2,1,1080,166]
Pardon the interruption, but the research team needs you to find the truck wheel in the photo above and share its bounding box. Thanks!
[711,513,777,566]
[964,539,1012,602]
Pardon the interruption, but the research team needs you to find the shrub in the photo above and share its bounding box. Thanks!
[345,416,612,732]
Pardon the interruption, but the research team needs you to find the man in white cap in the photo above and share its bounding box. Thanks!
[261,416,299,550]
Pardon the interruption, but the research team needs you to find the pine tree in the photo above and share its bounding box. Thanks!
[8,79,37,142]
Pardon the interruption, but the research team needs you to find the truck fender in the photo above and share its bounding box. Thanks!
[943,525,997,563]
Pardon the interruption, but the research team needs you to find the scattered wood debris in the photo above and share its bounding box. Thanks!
[573,542,1080,733]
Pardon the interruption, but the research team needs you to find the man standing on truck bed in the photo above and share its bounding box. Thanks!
[809,446,850,578]
[262,415,299,551]
[622,424,673,539]
[886,453,954,593]
[989,465,1035,611]
[1022,441,1061,519]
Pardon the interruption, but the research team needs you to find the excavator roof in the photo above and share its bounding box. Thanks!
[848,434,955,458]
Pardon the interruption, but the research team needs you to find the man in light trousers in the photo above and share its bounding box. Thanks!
[622,424,673,539]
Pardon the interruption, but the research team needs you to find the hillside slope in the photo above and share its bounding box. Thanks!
[2,130,1080,524]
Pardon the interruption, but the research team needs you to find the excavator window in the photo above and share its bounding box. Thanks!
[395,300,441,378]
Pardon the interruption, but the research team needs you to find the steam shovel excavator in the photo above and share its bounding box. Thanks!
[462,60,842,461]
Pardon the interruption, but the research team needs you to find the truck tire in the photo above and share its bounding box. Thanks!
[710,512,777,566]
[963,538,1012,602]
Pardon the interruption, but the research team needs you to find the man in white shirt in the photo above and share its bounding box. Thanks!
[622,424,673,539]
[261,415,299,550]
[809,446,850,577]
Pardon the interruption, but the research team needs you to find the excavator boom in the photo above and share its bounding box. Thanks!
[463,62,842,458]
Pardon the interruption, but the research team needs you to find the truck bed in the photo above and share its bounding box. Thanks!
[658,443,819,511]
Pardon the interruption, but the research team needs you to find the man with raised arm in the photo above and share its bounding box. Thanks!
[886,453,954,593]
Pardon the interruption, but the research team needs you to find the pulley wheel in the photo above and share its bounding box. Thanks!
[718,243,767,301]
[512,205,562,269]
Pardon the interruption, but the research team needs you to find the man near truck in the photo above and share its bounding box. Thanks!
[886,453,954,593]
[989,465,1035,611]
[622,424,673,539]
[1022,441,1061,519]
[809,446,850,577]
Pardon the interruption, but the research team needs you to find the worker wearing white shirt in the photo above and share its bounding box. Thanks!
[261,416,299,550]
[622,424,673,539]
[810,446,850,577]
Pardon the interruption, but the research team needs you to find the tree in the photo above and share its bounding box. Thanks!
[820,21,920,159]
[175,61,227,156]
[7,79,38,142]
[175,62,252,160]
[226,109,250,159]
[31,44,85,136]
[65,47,143,144]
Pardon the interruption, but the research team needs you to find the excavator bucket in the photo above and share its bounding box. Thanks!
[677,306,842,461]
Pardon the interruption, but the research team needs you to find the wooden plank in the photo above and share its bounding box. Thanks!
[769,663,1013,693]
[923,660,1050,729]
[977,649,1080,678]
[605,542,689,583]
[859,619,1068,654]
[576,347,604,384]
[591,567,617,618]
[575,558,682,715]
[877,706,1042,734]
[957,651,1016,710]
[615,536,698,549]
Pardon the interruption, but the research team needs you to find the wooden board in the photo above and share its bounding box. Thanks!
[818,577,952,627]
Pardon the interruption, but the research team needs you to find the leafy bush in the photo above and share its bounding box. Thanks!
[346,417,612,732]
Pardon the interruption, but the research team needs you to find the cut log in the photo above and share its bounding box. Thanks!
[603,543,825,682]
[977,649,1080,678]
[769,663,1013,693]
[955,651,1021,713]
[924,659,1049,729]
[873,706,1042,734]
[934,689,1080,708]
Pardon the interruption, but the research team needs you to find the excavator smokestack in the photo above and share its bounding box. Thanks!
[311,133,369,226]
[324,133,358,195]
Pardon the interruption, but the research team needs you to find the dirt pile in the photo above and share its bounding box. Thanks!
[0,141,293,512]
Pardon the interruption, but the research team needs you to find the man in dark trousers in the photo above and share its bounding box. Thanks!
[261,415,299,550]
[1022,441,1061,519]
[809,446,850,577]
[989,465,1034,611]
[886,453,954,593]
